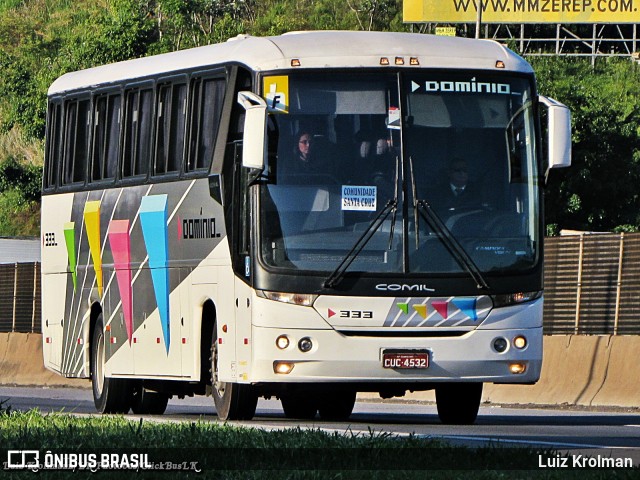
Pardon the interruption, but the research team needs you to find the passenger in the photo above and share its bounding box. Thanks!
[290,131,314,173]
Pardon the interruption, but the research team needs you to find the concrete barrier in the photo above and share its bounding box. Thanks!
[361,335,640,408]
[1,333,639,408]
[0,333,86,388]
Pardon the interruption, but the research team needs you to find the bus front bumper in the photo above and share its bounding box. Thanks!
[247,325,542,386]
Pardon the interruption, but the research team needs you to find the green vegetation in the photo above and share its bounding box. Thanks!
[0,0,638,235]
[0,409,636,479]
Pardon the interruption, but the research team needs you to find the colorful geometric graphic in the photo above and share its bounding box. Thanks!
[63,222,77,291]
[397,303,409,314]
[413,304,428,319]
[139,195,170,353]
[83,201,103,298]
[108,220,133,343]
[432,301,449,320]
[452,298,478,321]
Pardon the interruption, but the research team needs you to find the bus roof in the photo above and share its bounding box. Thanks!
[48,30,532,96]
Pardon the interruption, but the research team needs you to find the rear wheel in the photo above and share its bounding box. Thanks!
[317,390,356,421]
[435,383,483,425]
[280,393,318,420]
[90,314,133,414]
[131,383,169,415]
[210,324,258,420]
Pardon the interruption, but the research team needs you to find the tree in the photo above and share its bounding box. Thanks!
[534,57,640,232]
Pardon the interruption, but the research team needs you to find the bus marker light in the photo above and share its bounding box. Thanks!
[410,57,420,65]
[110,337,117,344]
[222,324,228,333]
[218,337,223,344]
[509,363,526,374]
[291,59,301,67]
[395,57,404,65]
[182,338,187,344]
[276,335,290,350]
[244,338,249,345]
[513,336,527,349]
[157,338,161,344]
[105,325,111,332]
[298,337,313,353]
[46,337,51,344]
[496,60,506,68]
[380,57,390,65]
[274,362,294,374]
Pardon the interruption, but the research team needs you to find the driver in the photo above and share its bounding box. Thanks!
[433,158,480,213]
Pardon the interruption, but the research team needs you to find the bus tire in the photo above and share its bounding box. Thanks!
[131,383,169,415]
[90,314,133,414]
[210,325,257,420]
[317,390,356,421]
[280,394,318,419]
[435,382,483,425]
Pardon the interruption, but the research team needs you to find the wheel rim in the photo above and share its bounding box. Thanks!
[212,338,226,398]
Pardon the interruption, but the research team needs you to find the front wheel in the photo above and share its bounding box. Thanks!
[317,391,356,421]
[435,382,483,425]
[210,325,257,420]
[90,314,133,414]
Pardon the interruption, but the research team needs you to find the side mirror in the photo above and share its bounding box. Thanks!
[237,91,267,170]
[539,96,572,171]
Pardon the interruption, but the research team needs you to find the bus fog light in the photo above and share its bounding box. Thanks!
[276,335,290,350]
[513,336,527,349]
[273,362,294,374]
[298,337,313,353]
[493,337,508,353]
[509,363,526,374]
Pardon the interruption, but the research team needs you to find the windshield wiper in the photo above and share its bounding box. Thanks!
[323,156,400,289]
[409,159,489,291]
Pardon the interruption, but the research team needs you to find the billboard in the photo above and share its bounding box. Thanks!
[404,0,640,23]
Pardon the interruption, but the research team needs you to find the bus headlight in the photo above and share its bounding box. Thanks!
[276,335,290,350]
[509,363,527,374]
[257,290,317,307]
[491,291,542,308]
[273,362,295,374]
[513,335,527,349]
[298,337,313,353]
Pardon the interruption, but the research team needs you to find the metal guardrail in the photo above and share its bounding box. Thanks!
[3,234,640,335]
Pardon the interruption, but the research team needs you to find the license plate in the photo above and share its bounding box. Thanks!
[382,350,429,369]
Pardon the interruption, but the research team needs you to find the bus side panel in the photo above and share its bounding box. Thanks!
[41,192,76,374]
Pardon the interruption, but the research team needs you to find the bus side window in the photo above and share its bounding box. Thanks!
[155,82,186,176]
[123,88,153,179]
[91,93,120,183]
[44,101,62,190]
[187,76,225,173]
[62,98,90,186]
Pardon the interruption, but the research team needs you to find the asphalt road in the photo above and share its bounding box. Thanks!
[2,385,640,467]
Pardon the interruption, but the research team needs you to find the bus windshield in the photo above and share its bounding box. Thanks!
[259,71,540,276]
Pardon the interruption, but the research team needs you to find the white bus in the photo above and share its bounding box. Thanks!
[41,31,571,424]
